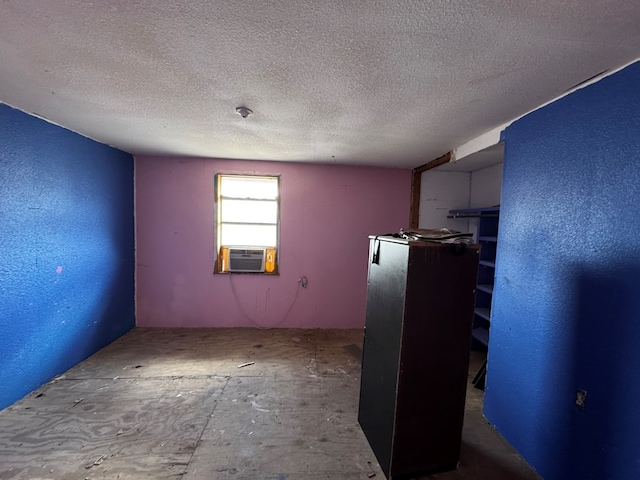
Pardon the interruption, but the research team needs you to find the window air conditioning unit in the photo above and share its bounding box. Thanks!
[228,247,267,273]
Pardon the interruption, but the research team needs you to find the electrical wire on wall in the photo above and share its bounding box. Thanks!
[228,274,304,329]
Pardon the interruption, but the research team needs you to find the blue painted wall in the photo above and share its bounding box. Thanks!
[0,104,135,410]
[485,62,640,480]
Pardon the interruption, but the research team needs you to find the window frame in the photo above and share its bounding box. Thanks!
[214,173,281,274]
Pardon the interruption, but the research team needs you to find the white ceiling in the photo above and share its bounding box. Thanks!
[1,1,639,168]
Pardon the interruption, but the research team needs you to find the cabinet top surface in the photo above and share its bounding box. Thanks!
[369,235,479,249]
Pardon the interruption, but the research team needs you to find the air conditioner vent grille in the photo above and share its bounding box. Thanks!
[228,247,266,272]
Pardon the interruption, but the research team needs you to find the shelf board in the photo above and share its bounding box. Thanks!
[449,206,500,215]
[478,236,498,242]
[479,260,496,268]
[472,327,490,346]
[474,307,491,321]
[448,206,500,219]
[477,284,494,294]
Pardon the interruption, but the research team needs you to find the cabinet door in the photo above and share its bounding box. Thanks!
[358,239,408,478]
[392,244,479,475]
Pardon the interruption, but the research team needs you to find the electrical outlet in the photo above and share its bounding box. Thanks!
[576,389,587,410]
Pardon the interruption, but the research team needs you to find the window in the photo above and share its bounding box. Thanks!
[215,174,280,273]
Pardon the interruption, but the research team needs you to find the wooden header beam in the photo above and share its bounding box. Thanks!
[414,152,452,174]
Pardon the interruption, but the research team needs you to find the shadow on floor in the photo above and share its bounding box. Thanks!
[0,328,539,480]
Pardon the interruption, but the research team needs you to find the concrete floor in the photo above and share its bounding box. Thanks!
[0,328,540,480]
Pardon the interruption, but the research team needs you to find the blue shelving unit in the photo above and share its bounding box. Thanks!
[448,206,500,349]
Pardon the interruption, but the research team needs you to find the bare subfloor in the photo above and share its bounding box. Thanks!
[0,329,539,480]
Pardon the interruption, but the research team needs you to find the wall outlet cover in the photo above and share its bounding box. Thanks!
[576,389,587,411]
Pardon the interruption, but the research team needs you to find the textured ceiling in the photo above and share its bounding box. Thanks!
[1,1,639,168]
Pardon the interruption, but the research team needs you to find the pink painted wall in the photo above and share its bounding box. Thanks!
[135,156,411,328]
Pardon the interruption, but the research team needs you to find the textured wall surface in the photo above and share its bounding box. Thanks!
[470,162,502,208]
[0,104,135,410]
[418,170,470,232]
[135,156,410,328]
[485,62,640,480]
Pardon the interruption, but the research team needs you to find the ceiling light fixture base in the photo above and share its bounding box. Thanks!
[235,107,253,118]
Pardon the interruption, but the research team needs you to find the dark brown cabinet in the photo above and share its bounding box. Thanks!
[358,236,480,479]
